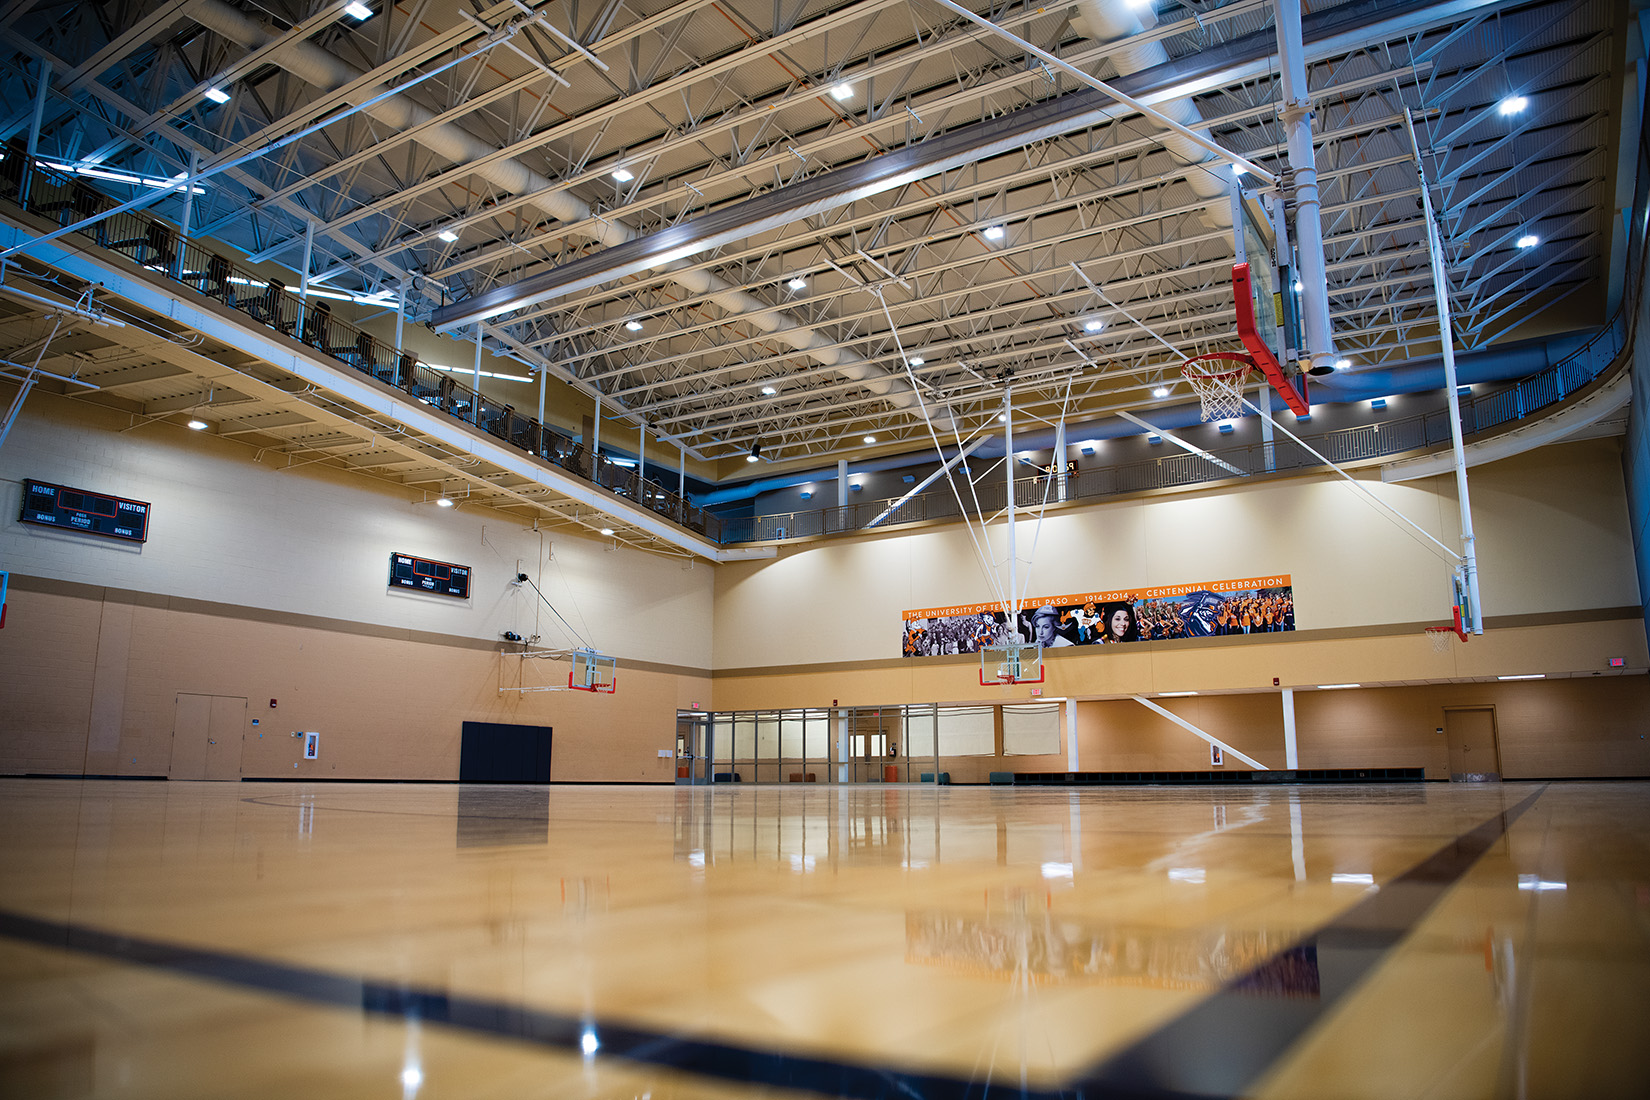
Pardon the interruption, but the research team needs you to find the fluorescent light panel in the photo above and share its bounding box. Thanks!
[345,2,374,20]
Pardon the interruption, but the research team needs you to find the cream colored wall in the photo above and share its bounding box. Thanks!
[0,583,708,779]
[0,393,713,668]
[713,440,1640,670]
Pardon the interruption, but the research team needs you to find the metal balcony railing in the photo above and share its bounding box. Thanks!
[0,155,721,542]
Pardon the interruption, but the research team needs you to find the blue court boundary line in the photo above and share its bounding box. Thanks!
[0,787,1544,1100]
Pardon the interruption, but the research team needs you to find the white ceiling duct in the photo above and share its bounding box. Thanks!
[187,0,922,421]
[1070,0,1232,226]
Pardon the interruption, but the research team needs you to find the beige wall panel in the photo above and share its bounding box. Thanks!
[1466,440,1642,615]
[1293,689,1447,776]
[711,441,1638,672]
[0,589,100,775]
[1074,695,1292,772]
[1,395,713,668]
[2,590,697,781]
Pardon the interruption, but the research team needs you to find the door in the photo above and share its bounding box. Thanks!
[1444,706,1501,781]
[459,721,553,783]
[169,694,246,780]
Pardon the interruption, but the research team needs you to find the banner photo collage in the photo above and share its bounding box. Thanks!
[901,575,1294,657]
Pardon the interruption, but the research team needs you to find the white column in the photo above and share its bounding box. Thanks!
[297,219,315,305]
[470,327,482,423]
[837,458,848,507]
[592,395,602,456]
[21,59,49,206]
[175,151,198,276]
[1404,109,1483,634]
[1259,381,1276,471]
[536,367,546,426]
[1282,687,1298,769]
[1066,698,1079,772]
[1053,420,1067,501]
[637,422,647,487]
[1275,0,1334,369]
[394,283,407,353]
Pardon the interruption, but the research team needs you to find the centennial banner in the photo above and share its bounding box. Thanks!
[901,575,1294,656]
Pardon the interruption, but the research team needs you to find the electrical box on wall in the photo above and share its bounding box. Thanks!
[303,732,320,759]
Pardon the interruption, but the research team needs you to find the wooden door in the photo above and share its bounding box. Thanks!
[169,694,246,780]
[1444,706,1500,781]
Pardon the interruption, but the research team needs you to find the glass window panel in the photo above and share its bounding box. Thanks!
[731,717,753,760]
[781,715,804,758]
[804,710,829,759]
[902,705,937,756]
[937,705,995,756]
[1003,703,1061,755]
[714,718,735,764]
[756,715,780,759]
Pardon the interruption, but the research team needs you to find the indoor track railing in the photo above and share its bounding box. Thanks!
[1,137,1638,548]
[0,151,721,541]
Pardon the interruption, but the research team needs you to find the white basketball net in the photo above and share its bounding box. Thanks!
[1183,365,1253,422]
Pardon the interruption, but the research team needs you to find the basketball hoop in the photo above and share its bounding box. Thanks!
[1180,352,1257,422]
[1425,624,1466,653]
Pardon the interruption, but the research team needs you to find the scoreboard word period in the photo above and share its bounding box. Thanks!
[21,479,150,542]
[389,553,471,598]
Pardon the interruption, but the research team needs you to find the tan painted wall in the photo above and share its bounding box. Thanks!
[0,582,709,780]
[713,439,1641,669]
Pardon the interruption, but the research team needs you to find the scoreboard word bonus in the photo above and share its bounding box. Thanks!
[20,479,151,542]
[389,552,471,598]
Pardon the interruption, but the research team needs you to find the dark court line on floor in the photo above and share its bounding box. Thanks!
[0,786,1545,1100]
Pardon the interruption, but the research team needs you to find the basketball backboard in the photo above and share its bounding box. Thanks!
[980,643,1044,686]
[570,648,618,693]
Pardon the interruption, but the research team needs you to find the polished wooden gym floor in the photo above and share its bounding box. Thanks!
[1,779,1646,1099]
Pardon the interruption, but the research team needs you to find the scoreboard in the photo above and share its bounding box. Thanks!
[389,552,471,598]
[20,479,150,542]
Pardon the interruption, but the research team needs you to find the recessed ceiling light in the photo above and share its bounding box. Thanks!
[1152,386,1169,398]
[1517,234,1539,249]
[1317,683,1360,690]
[625,319,643,332]
[1498,95,1528,116]
[983,225,1005,240]
[1083,319,1104,332]
[1334,357,1352,370]
[863,435,877,444]
[186,419,208,430]
[436,498,454,508]
[437,229,458,243]
[344,2,373,20]
[787,276,807,290]
[1498,673,1545,680]
[909,356,924,366]
[611,167,634,182]
[1158,691,1198,697]
[831,83,853,101]
[599,527,614,536]
[204,87,231,104]
[761,385,776,395]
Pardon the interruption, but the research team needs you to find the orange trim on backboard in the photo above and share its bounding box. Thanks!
[1233,262,1310,416]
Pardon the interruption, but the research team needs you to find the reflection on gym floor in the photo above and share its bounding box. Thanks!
[1,779,1646,1099]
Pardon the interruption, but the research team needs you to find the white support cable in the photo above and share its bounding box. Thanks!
[1132,695,1268,770]
[875,288,1011,617]
[1012,371,1077,619]
[929,0,1277,185]
[1070,262,1185,360]
[1238,393,1462,562]
[1117,410,1246,477]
